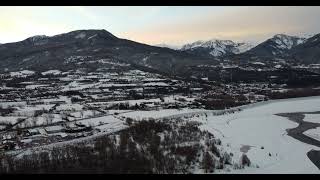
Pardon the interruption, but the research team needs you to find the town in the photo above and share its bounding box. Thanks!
[1,57,320,153]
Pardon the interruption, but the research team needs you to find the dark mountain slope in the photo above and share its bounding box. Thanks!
[290,33,320,64]
[0,29,214,75]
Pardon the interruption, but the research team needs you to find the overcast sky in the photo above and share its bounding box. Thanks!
[0,6,320,46]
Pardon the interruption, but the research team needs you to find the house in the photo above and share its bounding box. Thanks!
[0,108,13,116]
[65,122,92,133]
[1,140,15,151]
[2,132,15,141]
[0,144,5,151]
[44,125,65,134]
[20,138,32,145]
[27,129,40,136]
[38,128,47,135]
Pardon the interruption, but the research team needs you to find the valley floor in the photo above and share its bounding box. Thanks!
[196,96,320,173]
[3,96,320,173]
[115,96,320,173]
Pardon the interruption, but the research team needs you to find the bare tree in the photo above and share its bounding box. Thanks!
[31,117,38,126]
[88,122,94,128]
[48,114,54,124]
[22,120,30,128]
[43,114,50,125]
[92,110,98,117]
[60,112,69,121]
[202,151,215,173]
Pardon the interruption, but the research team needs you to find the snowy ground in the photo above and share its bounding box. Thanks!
[304,114,320,124]
[4,94,320,173]
[0,101,26,108]
[119,96,320,173]
[76,115,122,127]
[101,98,162,106]
[120,108,210,120]
[200,96,320,173]
[12,104,55,117]
[87,95,194,107]
[69,110,101,119]
[304,128,320,142]
[56,104,83,111]
[0,116,26,124]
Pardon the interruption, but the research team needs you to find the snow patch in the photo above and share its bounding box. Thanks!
[42,70,61,75]
[75,32,86,39]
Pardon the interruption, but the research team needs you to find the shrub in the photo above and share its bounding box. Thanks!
[202,151,215,173]
[240,154,251,167]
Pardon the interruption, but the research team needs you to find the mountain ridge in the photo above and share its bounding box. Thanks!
[1,29,320,76]
[180,39,255,58]
[245,34,306,58]
[0,29,214,75]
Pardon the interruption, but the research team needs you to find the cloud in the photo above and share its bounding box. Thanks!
[120,6,320,45]
[1,6,320,45]
[0,7,74,43]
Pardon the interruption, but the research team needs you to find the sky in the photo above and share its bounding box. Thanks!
[0,6,320,46]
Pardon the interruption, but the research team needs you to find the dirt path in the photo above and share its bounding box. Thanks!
[276,112,320,169]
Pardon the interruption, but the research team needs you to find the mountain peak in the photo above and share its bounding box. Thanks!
[290,33,320,64]
[273,34,289,39]
[181,39,254,57]
[181,39,235,50]
[272,34,304,41]
[247,33,306,57]
[10,29,117,46]
[24,35,49,46]
[270,34,305,50]
[62,29,117,39]
[26,35,48,40]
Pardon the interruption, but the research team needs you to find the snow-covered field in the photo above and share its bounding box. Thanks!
[56,104,83,111]
[0,101,26,108]
[3,94,320,173]
[69,110,100,119]
[41,70,61,75]
[120,108,210,120]
[0,116,26,124]
[304,128,320,141]
[12,104,55,117]
[304,114,320,123]
[76,115,121,127]
[200,96,320,173]
[25,84,49,89]
[88,95,194,107]
[102,98,162,106]
[119,96,320,173]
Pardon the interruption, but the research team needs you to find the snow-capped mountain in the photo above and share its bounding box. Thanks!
[271,34,305,50]
[246,34,306,57]
[24,35,50,46]
[300,33,314,39]
[1,29,320,76]
[154,43,181,50]
[27,35,48,42]
[290,33,320,64]
[180,39,254,58]
[0,29,211,74]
